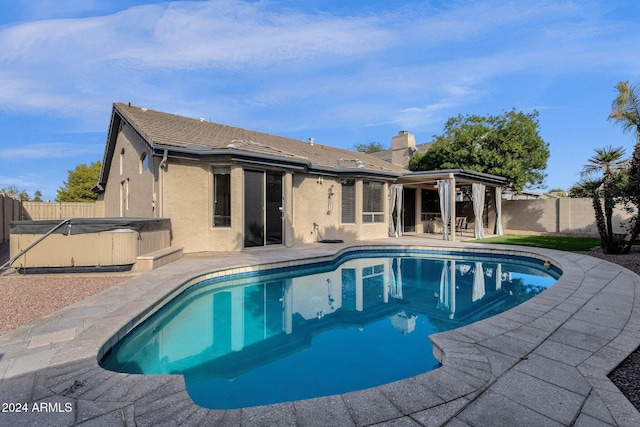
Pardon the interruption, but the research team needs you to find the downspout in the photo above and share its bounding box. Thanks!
[158,149,168,218]
[159,149,168,169]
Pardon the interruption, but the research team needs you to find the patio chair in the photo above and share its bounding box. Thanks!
[455,217,468,235]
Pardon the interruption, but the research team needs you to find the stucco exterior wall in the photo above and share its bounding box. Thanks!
[501,198,630,235]
[292,176,389,244]
[159,167,392,251]
[99,130,391,252]
[292,175,340,243]
[160,160,244,252]
[103,125,156,218]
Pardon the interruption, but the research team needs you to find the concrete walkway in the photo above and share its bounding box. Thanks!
[1,236,639,426]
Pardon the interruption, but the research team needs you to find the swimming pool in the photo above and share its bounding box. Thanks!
[100,249,561,409]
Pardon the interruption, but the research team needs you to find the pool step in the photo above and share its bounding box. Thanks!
[134,246,183,271]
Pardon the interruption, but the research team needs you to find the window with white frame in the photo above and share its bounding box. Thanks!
[362,181,384,223]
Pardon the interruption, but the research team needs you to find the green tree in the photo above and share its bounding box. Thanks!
[56,161,102,202]
[609,81,640,143]
[620,142,640,251]
[409,109,549,192]
[578,146,627,253]
[610,81,640,252]
[569,178,610,249]
[354,142,385,153]
[546,188,567,197]
[32,190,43,202]
[1,184,30,201]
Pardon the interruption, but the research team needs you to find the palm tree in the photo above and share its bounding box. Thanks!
[582,146,627,179]
[610,81,640,252]
[580,146,627,253]
[609,81,640,143]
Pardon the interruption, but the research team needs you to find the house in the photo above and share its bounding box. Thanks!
[94,103,508,254]
[95,103,411,253]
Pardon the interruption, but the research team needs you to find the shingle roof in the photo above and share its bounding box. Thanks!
[113,103,408,175]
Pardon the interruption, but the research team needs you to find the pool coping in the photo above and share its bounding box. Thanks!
[1,237,640,426]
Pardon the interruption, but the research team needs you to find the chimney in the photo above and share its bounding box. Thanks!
[391,130,416,168]
[309,137,314,146]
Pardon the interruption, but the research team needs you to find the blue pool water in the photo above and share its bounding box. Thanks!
[100,250,561,409]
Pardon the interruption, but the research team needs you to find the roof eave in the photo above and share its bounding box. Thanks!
[151,145,403,178]
[399,169,509,186]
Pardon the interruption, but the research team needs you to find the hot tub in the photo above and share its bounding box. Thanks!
[9,217,172,273]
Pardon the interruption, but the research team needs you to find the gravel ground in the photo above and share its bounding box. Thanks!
[588,248,640,410]
[0,239,639,409]
[0,241,132,336]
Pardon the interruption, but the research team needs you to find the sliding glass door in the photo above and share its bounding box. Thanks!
[244,170,283,248]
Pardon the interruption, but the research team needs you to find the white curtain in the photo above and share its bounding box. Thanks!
[437,179,451,240]
[472,183,486,239]
[388,257,403,299]
[437,260,456,319]
[389,184,403,237]
[472,262,485,302]
[494,186,503,235]
[396,186,403,236]
[389,185,397,237]
[437,260,450,312]
[449,260,456,319]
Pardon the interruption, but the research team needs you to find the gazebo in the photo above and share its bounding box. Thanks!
[390,169,510,241]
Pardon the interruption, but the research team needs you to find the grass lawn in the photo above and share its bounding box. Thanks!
[473,235,601,254]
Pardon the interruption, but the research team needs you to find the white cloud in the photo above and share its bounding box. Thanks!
[0,143,103,159]
[112,2,395,69]
[0,0,397,120]
[0,175,35,188]
[0,1,393,70]
[0,0,638,133]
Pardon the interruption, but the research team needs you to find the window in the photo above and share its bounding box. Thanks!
[421,189,440,220]
[139,152,148,173]
[213,166,231,227]
[120,148,125,175]
[341,268,356,311]
[120,179,129,216]
[362,263,385,308]
[362,181,384,223]
[341,179,355,223]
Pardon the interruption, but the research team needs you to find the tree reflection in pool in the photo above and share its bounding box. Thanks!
[100,250,560,409]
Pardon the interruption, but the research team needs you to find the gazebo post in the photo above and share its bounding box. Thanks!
[449,173,456,242]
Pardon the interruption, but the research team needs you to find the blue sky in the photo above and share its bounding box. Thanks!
[1,0,639,201]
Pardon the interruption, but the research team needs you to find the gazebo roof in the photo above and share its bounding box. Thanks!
[397,169,509,187]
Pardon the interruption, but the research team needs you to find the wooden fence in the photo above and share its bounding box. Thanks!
[1,195,22,244]
[21,202,97,220]
[0,199,98,244]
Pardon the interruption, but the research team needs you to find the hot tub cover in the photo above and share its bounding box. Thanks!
[10,218,171,235]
